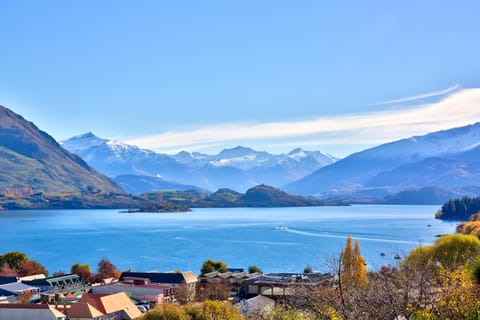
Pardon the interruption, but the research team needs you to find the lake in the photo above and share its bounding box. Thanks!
[0,205,455,274]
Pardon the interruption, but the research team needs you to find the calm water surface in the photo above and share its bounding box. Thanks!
[0,205,454,274]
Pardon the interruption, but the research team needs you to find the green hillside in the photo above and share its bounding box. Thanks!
[0,105,123,195]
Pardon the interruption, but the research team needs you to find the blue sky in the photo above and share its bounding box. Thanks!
[1,1,480,157]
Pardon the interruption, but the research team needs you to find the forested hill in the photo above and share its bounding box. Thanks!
[435,196,480,221]
[151,184,344,208]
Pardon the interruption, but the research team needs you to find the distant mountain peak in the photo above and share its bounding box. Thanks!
[78,131,98,139]
[218,145,257,155]
[288,148,304,155]
[65,132,104,142]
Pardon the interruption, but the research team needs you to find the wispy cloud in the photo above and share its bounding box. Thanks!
[125,88,480,156]
[372,84,460,105]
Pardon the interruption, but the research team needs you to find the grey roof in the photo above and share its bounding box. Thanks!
[244,272,333,285]
[202,271,259,280]
[0,282,39,294]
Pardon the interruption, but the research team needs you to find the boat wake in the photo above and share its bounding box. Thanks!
[281,227,423,245]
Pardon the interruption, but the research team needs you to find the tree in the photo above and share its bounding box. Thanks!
[71,263,92,283]
[141,300,242,320]
[407,234,480,271]
[352,240,367,285]
[195,282,231,302]
[16,259,48,277]
[0,251,27,270]
[431,234,480,270]
[340,236,367,288]
[248,265,262,274]
[96,258,118,280]
[141,303,188,320]
[200,259,227,275]
[186,300,242,320]
[303,265,313,273]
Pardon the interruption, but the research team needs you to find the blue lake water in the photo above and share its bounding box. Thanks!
[0,205,455,274]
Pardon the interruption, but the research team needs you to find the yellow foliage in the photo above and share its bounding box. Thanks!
[456,221,480,238]
[341,237,367,288]
[433,267,480,319]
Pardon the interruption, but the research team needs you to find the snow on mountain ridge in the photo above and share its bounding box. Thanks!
[352,122,480,161]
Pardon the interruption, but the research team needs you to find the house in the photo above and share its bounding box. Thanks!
[119,271,197,302]
[0,303,66,320]
[199,271,259,285]
[91,277,175,305]
[244,272,333,299]
[68,292,142,320]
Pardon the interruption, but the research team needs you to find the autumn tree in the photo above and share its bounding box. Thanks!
[185,300,242,320]
[0,251,27,270]
[141,303,188,320]
[200,259,227,275]
[141,300,242,320]
[95,258,118,281]
[431,234,480,269]
[340,236,367,288]
[71,263,93,283]
[16,259,48,277]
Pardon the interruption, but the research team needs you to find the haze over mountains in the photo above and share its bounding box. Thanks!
[285,123,480,203]
[61,133,337,193]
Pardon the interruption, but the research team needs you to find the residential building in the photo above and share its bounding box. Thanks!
[91,277,174,305]
[244,272,333,299]
[68,292,142,320]
[119,271,197,302]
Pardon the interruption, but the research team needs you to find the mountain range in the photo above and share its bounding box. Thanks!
[61,133,337,193]
[2,101,480,206]
[285,123,480,203]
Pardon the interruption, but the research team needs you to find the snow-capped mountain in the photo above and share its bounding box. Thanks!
[172,146,337,172]
[61,133,337,192]
[285,122,480,196]
[61,132,183,179]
